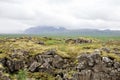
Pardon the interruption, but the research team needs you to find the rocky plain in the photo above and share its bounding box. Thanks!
[0,36,120,80]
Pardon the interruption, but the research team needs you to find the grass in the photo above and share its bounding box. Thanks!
[93,36,120,41]
[17,70,27,80]
[0,35,119,58]
[0,34,120,40]
[101,52,120,62]
[45,40,59,45]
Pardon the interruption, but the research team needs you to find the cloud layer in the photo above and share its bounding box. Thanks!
[0,0,120,33]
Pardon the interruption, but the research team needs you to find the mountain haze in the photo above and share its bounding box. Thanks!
[24,26,120,36]
[25,26,66,34]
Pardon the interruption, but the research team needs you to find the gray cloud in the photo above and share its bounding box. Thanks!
[0,0,120,33]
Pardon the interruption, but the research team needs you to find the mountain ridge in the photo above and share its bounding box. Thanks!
[24,26,120,36]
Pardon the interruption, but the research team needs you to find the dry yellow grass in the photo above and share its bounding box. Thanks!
[0,37,119,60]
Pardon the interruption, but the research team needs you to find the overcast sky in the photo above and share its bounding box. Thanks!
[0,0,120,33]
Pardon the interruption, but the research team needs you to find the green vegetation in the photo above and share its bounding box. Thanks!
[0,34,120,79]
[101,52,120,62]
[0,34,119,58]
[27,72,55,80]
[0,34,120,40]
[17,70,27,80]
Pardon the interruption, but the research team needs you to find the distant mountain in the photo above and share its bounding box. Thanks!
[25,26,66,34]
[24,26,120,36]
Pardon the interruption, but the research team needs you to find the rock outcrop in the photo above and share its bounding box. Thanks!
[65,38,92,44]
[75,53,120,80]
[0,50,120,80]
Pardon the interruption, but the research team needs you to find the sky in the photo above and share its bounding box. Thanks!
[0,0,120,33]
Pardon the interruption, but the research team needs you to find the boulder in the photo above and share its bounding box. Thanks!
[101,47,110,53]
[65,38,92,44]
[36,41,45,45]
[29,61,40,72]
[73,70,92,80]
[5,59,24,73]
[65,39,75,44]
[114,62,120,69]
[52,55,64,68]
[77,53,101,71]
[75,53,120,80]
[102,57,113,67]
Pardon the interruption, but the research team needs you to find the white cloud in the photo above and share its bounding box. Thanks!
[0,0,120,33]
[0,18,29,33]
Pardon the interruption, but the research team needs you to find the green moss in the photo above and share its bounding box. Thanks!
[0,53,7,59]
[101,52,120,62]
[64,70,77,79]
[27,72,55,80]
